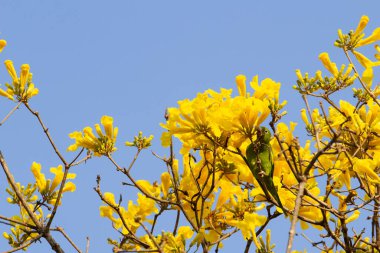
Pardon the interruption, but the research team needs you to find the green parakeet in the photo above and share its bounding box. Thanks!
[246,126,286,215]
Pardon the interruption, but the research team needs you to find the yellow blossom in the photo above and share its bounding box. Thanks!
[346,210,360,224]
[68,115,118,156]
[353,158,380,184]
[125,131,154,149]
[0,40,6,52]
[30,162,47,193]
[30,162,76,205]
[4,60,17,82]
[160,172,171,198]
[19,64,30,91]
[62,181,76,193]
[235,74,247,97]
[250,76,281,102]
[104,192,117,206]
[319,52,339,77]
[353,15,369,38]
[352,50,380,68]
[50,165,76,192]
[0,61,38,101]
[300,108,309,125]
[136,180,160,198]
[375,44,380,60]
[357,27,380,47]
[227,212,266,248]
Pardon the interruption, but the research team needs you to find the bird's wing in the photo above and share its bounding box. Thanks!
[268,144,274,178]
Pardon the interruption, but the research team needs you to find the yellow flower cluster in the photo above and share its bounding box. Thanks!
[0,60,39,101]
[30,162,76,205]
[336,16,380,98]
[125,131,154,150]
[161,75,286,154]
[295,53,358,95]
[99,178,199,251]
[2,205,43,249]
[303,99,380,194]
[157,76,291,248]
[0,38,38,101]
[68,115,118,156]
[271,123,325,228]
[5,182,38,204]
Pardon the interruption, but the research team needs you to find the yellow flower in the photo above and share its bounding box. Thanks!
[250,76,281,102]
[136,180,160,197]
[0,40,6,53]
[160,172,171,198]
[352,50,380,69]
[353,15,369,38]
[362,67,373,87]
[295,69,304,83]
[0,61,39,101]
[100,191,159,235]
[227,212,266,248]
[346,210,360,224]
[235,74,247,97]
[104,192,117,206]
[30,162,76,204]
[62,181,76,193]
[319,52,339,77]
[375,44,380,61]
[5,60,18,82]
[353,158,380,184]
[20,64,30,91]
[68,115,118,156]
[50,165,76,192]
[160,131,172,147]
[177,226,194,240]
[300,108,309,125]
[357,27,380,47]
[30,162,48,193]
[125,131,154,150]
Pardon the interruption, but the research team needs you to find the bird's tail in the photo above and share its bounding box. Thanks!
[265,178,287,216]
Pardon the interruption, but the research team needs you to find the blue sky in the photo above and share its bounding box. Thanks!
[0,1,380,252]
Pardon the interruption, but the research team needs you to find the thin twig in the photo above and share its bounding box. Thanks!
[374,186,380,248]
[46,164,71,229]
[137,220,162,253]
[68,148,85,166]
[0,214,38,229]
[55,227,82,253]
[107,154,175,206]
[302,94,321,150]
[94,176,150,249]
[85,237,90,253]
[23,103,67,165]
[244,239,252,253]
[0,101,22,126]
[3,234,42,253]
[286,179,306,253]
[114,249,159,253]
[301,233,326,251]
[209,229,239,246]
[0,152,41,228]
[173,210,180,236]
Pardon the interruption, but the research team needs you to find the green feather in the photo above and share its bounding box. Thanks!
[246,127,287,215]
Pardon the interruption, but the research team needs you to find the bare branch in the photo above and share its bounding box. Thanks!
[286,179,306,253]
[0,102,22,126]
[54,227,82,253]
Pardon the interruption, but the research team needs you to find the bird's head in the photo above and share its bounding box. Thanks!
[257,126,272,143]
